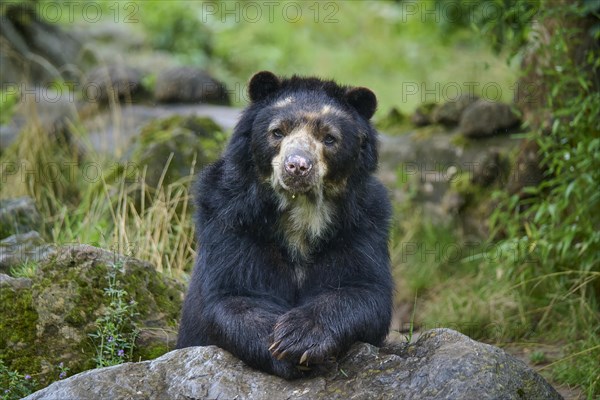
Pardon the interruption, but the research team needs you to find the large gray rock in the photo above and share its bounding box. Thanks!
[411,102,436,126]
[25,329,561,400]
[432,95,479,126]
[460,100,521,138]
[83,64,147,105]
[83,104,240,155]
[0,197,42,240]
[155,67,230,105]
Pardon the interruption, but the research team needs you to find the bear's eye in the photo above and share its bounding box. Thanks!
[271,128,284,139]
[323,134,337,146]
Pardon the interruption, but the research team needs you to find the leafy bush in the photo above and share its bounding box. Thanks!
[485,2,600,396]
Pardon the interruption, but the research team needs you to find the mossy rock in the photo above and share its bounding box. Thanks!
[375,107,410,135]
[130,115,227,188]
[411,102,437,127]
[0,245,184,390]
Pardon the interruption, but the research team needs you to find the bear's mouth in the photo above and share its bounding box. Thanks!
[277,175,316,195]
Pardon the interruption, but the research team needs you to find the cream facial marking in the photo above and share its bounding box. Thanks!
[274,96,294,108]
[320,104,346,117]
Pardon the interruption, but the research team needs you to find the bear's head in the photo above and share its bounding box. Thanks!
[245,71,378,202]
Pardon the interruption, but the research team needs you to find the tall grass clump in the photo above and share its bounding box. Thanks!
[0,109,197,278]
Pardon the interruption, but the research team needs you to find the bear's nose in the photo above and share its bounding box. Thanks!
[284,152,313,177]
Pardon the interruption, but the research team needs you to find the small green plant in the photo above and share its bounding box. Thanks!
[89,262,139,368]
[9,261,39,279]
[0,359,37,400]
[141,73,157,93]
[404,293,418,343]
[529,351,547,365]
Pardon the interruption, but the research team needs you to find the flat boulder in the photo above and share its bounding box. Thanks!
[83,64,146,105]
[154,67,230,105]
[460,99,521,138]
[25,329,562,400]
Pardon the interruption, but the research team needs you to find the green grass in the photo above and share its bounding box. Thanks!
[387,2,600,396]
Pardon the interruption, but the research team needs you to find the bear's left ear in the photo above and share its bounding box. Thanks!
[345,87,377,120]
[248,71,281,102]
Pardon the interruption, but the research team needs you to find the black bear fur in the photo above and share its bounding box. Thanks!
[177,71,393,379]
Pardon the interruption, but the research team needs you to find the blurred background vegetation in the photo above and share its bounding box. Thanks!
[0,0,598,399]
[6,0,520,111]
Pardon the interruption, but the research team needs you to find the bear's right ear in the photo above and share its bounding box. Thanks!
[345,87,377,120]
[248,71,281,102]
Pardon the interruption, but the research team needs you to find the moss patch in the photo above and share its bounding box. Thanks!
[0,245,184,390]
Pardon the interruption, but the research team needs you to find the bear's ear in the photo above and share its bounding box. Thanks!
[345,87,377,120]
[248,71,281,102]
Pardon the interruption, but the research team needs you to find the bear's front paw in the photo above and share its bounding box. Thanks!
[269,309,338,366]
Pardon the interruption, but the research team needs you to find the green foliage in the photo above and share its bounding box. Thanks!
[390,3,599,394]
[404,293,419,343]
[0,359,37,400]
[485,1,600,396]
[437,0,540,55]
[391,213,461,295]
[89,262,139,368]
[551,337,600,400]
[138,1,212,66]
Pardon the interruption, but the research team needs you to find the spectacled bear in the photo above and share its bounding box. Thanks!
[177,71,393,380]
